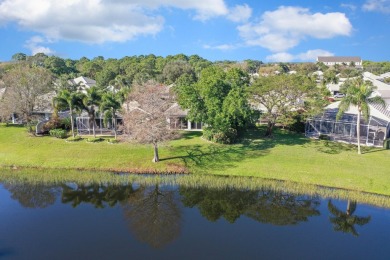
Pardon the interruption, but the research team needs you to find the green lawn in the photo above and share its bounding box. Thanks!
[1,125,390,195]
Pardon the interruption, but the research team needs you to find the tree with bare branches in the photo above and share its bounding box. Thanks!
[123,81,177,162]
[0,64,53,131]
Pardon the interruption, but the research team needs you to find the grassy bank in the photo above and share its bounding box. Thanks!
[1,125,390,196]
[1,168,390,209]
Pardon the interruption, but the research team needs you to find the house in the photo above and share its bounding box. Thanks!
[305,101,390,147]
[165,102,203,130]
[68,76,96,93]
[317,56,362,68]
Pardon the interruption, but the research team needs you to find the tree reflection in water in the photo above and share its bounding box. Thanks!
[328,200,371,237]
[122,184,182,249]
[4,184,61,208]
[4,181,374,249]
[61,183,135,208]
[180,187,321,225]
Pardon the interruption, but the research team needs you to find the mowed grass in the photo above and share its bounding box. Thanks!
[0,125,186,173]
[1,125,390,195]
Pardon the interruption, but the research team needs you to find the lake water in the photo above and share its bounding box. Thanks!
[0,181,389,260]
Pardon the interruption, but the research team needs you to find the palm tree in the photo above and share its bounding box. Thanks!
[336,78,385,154]
[82,86,102,138]
[328,200,371,237]
[100,92,122,139]
[53,89,85,137]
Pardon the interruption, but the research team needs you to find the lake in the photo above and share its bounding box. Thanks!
[0,181,389,260]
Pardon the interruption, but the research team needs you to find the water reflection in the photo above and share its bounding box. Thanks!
[61,183,135,208]
[4,184,60,208]
[122,184,182,249]
[180,187,321,225]
[2,182,374,250]
[328,200,371,237]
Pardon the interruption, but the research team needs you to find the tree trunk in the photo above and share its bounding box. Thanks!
[346,200,351,216]
[265,118,275,137]
[113,109,117,140]
[152,143,159,163]
[88,107,96,138]
[70,106,75,138]
[357,111,361,155]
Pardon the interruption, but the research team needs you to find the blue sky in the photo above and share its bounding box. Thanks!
[0,0,389,62]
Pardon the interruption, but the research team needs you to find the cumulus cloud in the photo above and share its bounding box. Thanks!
[227,4,252,23]
[266,49,334,62]
[24,36,55,55]
[363,0,390,13]
[0,0,229,43]
[238,6,352,52]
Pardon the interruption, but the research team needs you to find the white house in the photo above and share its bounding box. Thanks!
[317,56,362,68]
[68,76,96,93]
[363,71,390,105]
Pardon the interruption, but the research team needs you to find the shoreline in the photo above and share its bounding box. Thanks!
[1,166,390,209]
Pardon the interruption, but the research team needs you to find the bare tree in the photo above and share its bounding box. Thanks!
[0,64,53,130]
[123,81,177,162]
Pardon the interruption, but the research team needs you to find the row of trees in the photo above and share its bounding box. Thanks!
[1,54,386,158]
[7,52,265,88]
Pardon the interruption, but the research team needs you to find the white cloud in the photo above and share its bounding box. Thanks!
[203,44,237,50]
[131,0,229,21]
[0,0,229,43]
[227,4,252,23]
[363,0,390,13]
[266,52,294,62]
[24,36,55,55]
[238,6,352,52]
[266,49,334,62]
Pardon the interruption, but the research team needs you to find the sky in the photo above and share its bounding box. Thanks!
[0,0,389,62]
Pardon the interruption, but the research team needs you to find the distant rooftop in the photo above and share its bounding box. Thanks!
[317,56,362,63]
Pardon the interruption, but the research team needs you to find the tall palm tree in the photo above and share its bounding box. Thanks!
[336,78,385,154]
[328,200,371,237]
[100,92,122,139]
[53,89,85,137]
[82,86,102,138]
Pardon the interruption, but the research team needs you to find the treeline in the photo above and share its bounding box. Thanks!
[2,52,265,88]
[2,52,389,146]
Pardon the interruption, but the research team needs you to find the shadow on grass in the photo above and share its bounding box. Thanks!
[161,128,310,172]
[309,140,386,155]
[362,148,386,154]
[310,141,356,154]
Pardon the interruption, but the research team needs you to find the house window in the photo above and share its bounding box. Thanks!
[190,121,202,130]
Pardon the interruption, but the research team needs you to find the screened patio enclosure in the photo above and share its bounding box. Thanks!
[305,108,390,147]
[76,116,122,136]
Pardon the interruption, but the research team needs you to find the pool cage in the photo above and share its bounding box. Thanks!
[305,108,390,147]
[76,116,122,136]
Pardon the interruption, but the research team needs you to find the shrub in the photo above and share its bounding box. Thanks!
[288,114,305,133]
[49,129,68,139]
[66,136,82,142]
[203,127,237,144]
[86,137,103,143]
[43,117,62,133]
[107,138,119,144]
[319,134,330,140]
[60,117,72,130]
